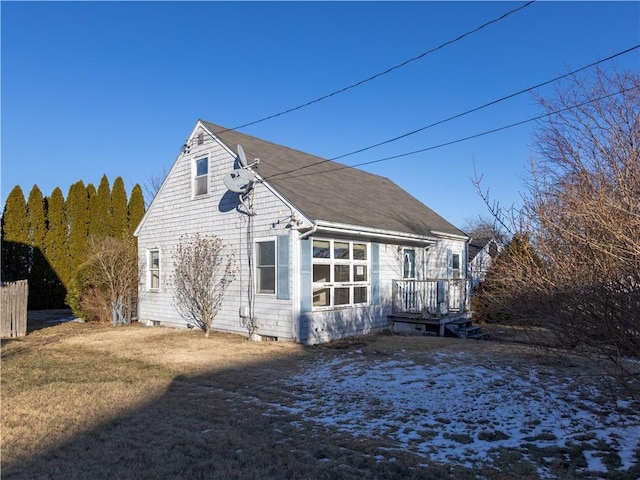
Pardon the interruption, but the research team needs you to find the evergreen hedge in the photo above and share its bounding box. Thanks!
[1,176,145,310]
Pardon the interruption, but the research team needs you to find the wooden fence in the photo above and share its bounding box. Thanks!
[1,280,28,337]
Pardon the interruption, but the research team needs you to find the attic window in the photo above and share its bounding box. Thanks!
[197,133,204,145]
[194,157,208,196]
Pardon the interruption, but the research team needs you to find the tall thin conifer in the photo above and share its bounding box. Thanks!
[66,181,90,279]
[26,186,49,307]
[45,187,69,288]
[128,184,145,236]
[91,175,112,237]
[27,185,47,249]
[111,177,128,237]
[1,186,29,281]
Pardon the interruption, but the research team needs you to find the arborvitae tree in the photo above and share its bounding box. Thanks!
[87,183,98,238]
[27,186,47,249]
[26,186,50,308]
[90,175,112,237]
[1,186,29,281]
[44,188,69,291]
[66,181,90,279]
[2,186,29,244]
[111,177,128,238]
[128,184,145,236]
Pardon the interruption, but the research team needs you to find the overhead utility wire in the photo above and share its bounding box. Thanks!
[277,86,638,181]
[264,44,640,181]
[217,1,536,134]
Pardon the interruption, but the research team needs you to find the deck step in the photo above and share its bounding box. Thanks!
[445,323,489,340]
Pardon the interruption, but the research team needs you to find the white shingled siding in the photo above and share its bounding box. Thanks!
[136,124,296,339]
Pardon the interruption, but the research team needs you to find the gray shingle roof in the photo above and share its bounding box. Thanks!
[201,120,465,239]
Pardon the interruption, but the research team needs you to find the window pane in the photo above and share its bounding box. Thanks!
[149,250,160,290]
[334,264,350,282]
[452,253,460,270]
[258,241,275,266]
[353,243,367,260]
[196,158,208,176]
[335,287,349,305]
[257,266,275,293]
[334,242,349,259]
[354,287,367,304]
[195,176,207,196]
[353,265,367,282]
[313,287,330,307]
[313,240,330,258]
[313,264,330,283]
[403,250,415,279]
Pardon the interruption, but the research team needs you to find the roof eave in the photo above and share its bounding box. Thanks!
[303,220,439,246]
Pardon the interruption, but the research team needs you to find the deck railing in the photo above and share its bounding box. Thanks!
[392,279,469,316]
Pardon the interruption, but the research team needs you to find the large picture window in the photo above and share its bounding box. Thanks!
[148,249,160,290]
[312,239,369,308]
[194,157,208,196]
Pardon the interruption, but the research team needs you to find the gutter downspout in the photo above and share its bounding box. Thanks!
[298,224,318,240]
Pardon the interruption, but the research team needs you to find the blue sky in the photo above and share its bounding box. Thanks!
[2,1,638,230]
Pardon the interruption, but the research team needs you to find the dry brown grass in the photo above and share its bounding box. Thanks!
[1,313,637,480]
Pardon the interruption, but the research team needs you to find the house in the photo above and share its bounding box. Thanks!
[468,237,503,289]
[134,119,471,344]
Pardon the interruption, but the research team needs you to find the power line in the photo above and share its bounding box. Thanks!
[274,86,638,182]
[264,45,639,181]
[216,1,536,134]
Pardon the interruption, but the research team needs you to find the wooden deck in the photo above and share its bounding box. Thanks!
[389,279,488,339]
[388,312,488,339]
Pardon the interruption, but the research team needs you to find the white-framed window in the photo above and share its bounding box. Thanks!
[193,157,209,196]
[403,249,416,279]
[148,249,160,290]
[312,239,369,308]
[256,240,276,294]
[447,251,462,279]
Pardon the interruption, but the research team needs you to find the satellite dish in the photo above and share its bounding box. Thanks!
[237,144,248,168]
[223,169,256,194]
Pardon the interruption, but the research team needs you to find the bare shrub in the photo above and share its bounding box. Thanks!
[71,236,139,324]
[474,68,640,393]
[77,286,112,324]
[172,234,237,336]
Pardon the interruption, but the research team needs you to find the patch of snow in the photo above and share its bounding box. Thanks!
[269,351,640,473]
[582,450,607,473]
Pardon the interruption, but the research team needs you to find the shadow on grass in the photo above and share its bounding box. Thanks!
[0,331,464,480]
[26,309,75,333]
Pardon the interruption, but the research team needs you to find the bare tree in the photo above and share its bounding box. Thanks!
[75,236,139,325]
[172,234,237,336]
[143,167,168,208]
[474,68,639,392]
